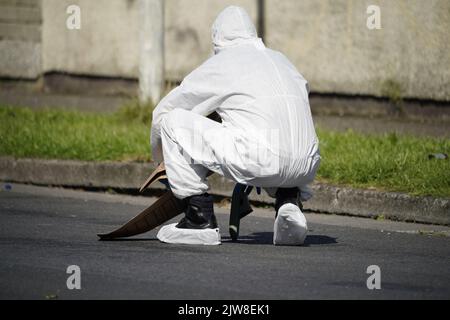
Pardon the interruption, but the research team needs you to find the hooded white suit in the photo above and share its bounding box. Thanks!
[151,6,320,201]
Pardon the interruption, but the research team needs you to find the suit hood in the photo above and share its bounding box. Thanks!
[212,6,258,53]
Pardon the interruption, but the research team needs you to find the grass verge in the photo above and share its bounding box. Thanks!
[0,103,151,162]
[316,128,449,197]
[0,105,448,197]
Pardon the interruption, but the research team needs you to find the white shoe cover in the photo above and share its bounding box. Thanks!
[273,203,308,245]
[157,223,221,245]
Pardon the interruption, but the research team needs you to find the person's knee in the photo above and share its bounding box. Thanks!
[161,109,188,136]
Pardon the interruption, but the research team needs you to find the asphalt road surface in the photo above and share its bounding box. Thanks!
[0,183,449,300]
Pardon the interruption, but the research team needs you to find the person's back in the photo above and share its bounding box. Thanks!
[199,6,320,189]
[210,40,318,162]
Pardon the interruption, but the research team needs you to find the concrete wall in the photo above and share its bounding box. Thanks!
[1,0,449,102]
[266,0,450,101]
[164,0,258,80]
[0,0,42,79]
[41,0,257,80]
[42,0,140,78]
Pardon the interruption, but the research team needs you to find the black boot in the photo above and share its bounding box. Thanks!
[176,193,218,229]
[274,187,303,216]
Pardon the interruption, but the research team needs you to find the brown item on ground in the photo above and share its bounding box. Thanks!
[139,162,166,193]
[97,190,186,240]
[97,163,184,240]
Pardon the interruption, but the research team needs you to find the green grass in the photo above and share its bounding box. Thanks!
[0,105,448,197]
[0,104,152,162]
[316,128,450,197]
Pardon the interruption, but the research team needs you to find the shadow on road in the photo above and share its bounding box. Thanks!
[304,235,338,246]
[97,238,158,242]
[222,232,338,246]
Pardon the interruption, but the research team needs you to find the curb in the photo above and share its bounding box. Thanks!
[1,156,448,226]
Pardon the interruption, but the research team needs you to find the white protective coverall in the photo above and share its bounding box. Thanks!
[151,6,320,201]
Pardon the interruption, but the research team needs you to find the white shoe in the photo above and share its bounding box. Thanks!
[157,223,221,245]
[273,203,308,245]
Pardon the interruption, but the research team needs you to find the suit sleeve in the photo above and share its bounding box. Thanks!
[150,56,228,163]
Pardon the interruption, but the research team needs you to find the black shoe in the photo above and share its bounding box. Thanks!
[176,193,218,229]
[274,187,303,217]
